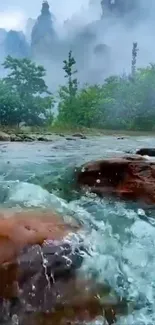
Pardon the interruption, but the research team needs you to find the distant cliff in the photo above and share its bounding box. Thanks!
[0,1,113,86]
[25,18,36,43]
[4,30,30,58]
[31,0,57,59]
[101,0,139,18]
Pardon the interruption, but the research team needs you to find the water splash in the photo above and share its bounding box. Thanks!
[38,245,52,289]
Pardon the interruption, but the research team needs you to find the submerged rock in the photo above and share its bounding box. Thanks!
[76,155,155,205]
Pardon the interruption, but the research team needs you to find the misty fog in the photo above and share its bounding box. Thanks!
[0,0,155,91]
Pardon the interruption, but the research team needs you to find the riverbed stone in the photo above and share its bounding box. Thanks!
[10,134,22,142]
[0,209,127,324]
[0,209,80,265]
[72,133,87,139]
[76,155,155,205]
[9,133,55,142]
[136,148,155,157]
[0,131,10,141]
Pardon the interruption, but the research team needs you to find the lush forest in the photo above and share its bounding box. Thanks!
[0,42,155,131]
[0,1,154,132]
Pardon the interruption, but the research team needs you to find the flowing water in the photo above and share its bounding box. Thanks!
[1,135,155,324]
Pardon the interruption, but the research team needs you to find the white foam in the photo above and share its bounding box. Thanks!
[1,181,67,212]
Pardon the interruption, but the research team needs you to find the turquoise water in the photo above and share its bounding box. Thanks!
[1,136,155,324]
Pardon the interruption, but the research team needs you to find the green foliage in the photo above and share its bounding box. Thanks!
[63,50,78,97]
[1,49,155,132]
[131,42,138,78]
[55,50,78,126]
[3,55,49,97]
[75,85,105,128]
[0,80,21,125]
[56,52,107,128]
[56,50,155,131]
[96,64,155,131]
[0,55,53,126]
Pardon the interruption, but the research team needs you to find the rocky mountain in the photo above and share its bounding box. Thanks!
[31,0,57,59]
[4,30,30,58]
[101,0,138,16]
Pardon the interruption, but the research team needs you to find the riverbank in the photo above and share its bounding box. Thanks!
[1,126,155,142]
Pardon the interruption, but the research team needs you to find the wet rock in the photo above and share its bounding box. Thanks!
[0,209,128,325]
[19,133,35,142]
[10,133,34,142]
[0,210,82,308]
[16,278,125,325]
[0,131,10,141]
[72,133,87,139]
[37,135,51,141]
[57,133,65,137]
[66,137,75,141]
[117,137,125,140]
[76,155,155,205]
[10,134,22,142]
[136,148,155,157]
[0,209,80,265]
[8,133,54,142]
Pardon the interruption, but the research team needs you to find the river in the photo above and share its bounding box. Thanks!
[1,135,155,324]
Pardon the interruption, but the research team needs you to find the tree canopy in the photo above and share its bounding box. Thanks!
[0,55,53,126]
[1,46,155,131]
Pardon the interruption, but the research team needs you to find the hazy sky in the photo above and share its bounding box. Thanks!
[0,0,90,30]
[1,0,155,80]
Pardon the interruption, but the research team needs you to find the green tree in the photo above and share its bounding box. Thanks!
[130,64,155,130]
[0,80,21,126]
[96,63,155,131]
[2,55,53,125]
[131,42,138,79]
[63,50,78,98]
[3,55,49,98]
[56,50,79,126]
[76,85,105,128]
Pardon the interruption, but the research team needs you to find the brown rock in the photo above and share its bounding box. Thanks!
[0,209,81,301]
[18,278,123,325]
[0,209,127,325]
[0,209,80,265]
[76,155,155,204]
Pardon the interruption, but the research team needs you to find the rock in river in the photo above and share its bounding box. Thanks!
[76,155,155,205]
[136,148,155,157]
[0,132,54,142]
[0,131,10,141]
[0,209,123,324]
[72,133,87,139]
